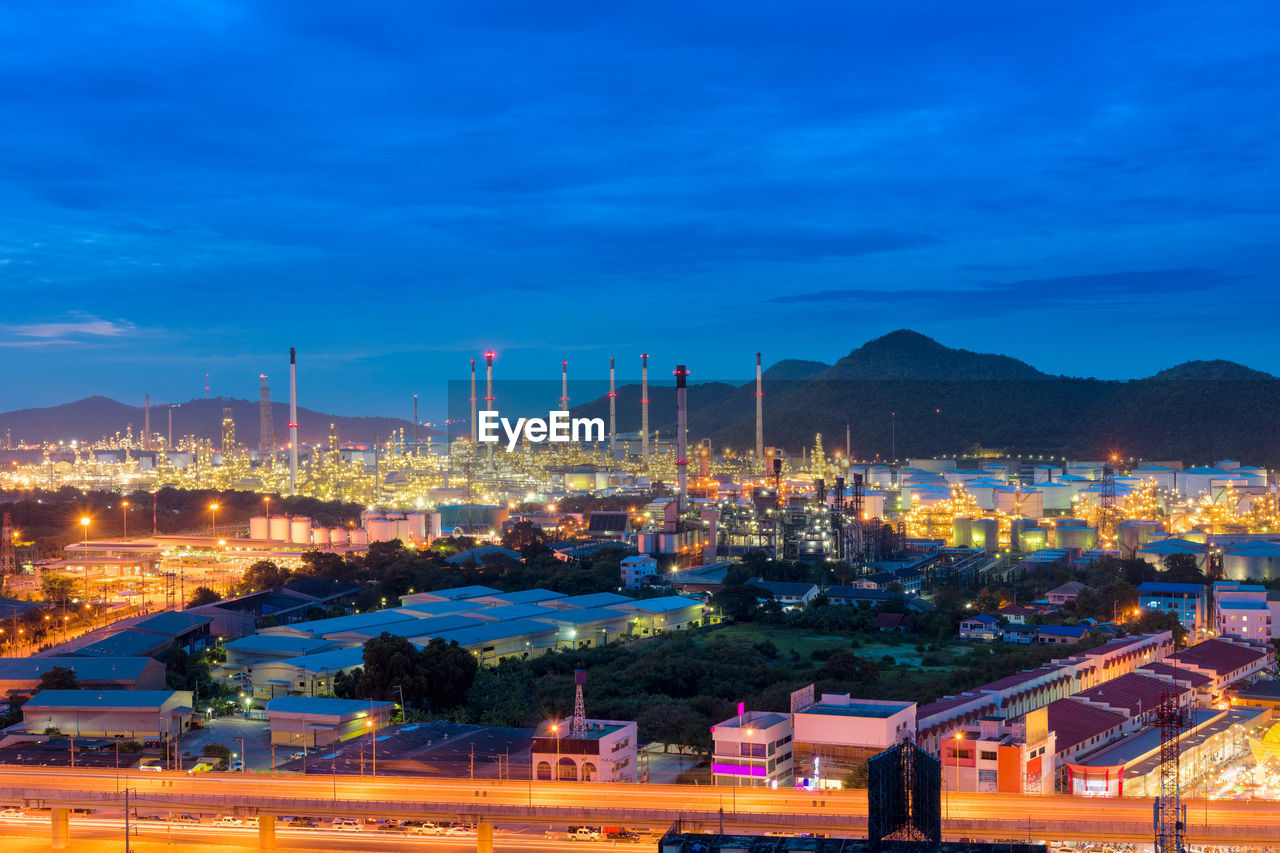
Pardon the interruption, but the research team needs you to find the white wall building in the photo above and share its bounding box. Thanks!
[712,709,794,788]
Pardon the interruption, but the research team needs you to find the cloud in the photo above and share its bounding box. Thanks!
[766,269,1236,305]
[4,315,135,344]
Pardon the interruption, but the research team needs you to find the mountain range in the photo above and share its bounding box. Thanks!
[0,396,416,447]
[5,330,1278,463]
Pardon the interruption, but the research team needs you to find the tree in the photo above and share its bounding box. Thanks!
[337,633,478,712]
[37,666,79,692]
[186,586,221,608]
[818,650,880,686]
[40,574,77,606]
[236,560,292,594]
[1161,553,1207,585]
[501,520,547,555]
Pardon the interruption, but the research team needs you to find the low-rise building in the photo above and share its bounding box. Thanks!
[747,579,818,609]
[1037,625,1088,646]
[223,635,338,670]
[941,711,1056,794]
[251,647,366,702]
[1162,637,1275,696]
[959,614,1001,641]
[1046,582,1095,607]
[613,596,707,634]
[21,689,193,742]
[265,696,396,748]
[620,555,658,588]
[1214,581,1275,642]
[1137,581,1208,633]
[790,687,915,790]
[531,718,637,782]
[712,709,794,788]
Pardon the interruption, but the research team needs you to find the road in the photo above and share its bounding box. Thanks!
[1,766,1278,845]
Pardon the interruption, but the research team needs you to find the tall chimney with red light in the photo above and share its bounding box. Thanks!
[675,364,689,508]
[755,352,764,469]
[288,347,298,495]
[608,357,617,459]
[560,360,569,410]
[641,354,650,467]
[469,358,477,442]
[144,394,151,451]
[485,351,495,466]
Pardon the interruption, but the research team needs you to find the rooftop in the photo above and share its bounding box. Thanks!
[549,592,634,609]
[23,689,186,709]
[1136,661,1212,688]
[265,696,396,718]
[475,588,566,605]
[714,712,789,731]
[1166,638,1272,677]
[132,611,213,637]
[222,635,337,656]
[430,618,559,647]
[614,595,705,614]
[0,656,155,681]
[1138,581,1207,594]
[1043,698,1127,753]
[1072,672,1185,717]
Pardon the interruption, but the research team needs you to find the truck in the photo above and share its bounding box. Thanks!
[545,826,602,842]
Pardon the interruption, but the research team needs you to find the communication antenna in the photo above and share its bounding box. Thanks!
[571,670,587,739]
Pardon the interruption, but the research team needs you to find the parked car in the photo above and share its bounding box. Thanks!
[167,814,200,824]
[0,808,24,819]
[444,822,477,836]
[211,816,244,827]
[287,818,318,828]
[404,821,442,835]
[332,818,363,831]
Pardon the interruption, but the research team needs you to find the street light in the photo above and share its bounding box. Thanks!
[209,503,219,536]
[120,501,129,538]
[365,718,376,776]
[80,516,91,599]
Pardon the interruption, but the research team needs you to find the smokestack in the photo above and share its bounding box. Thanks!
[641,354,650,467]
[755,352,764,467]
[259,374,273,458]
[485,351,495,466]
[469,359,477,442]
[608,357,616,460]
[675,364,689,509]
[289,348,298,495]
[413,394,418,446]
[144,394,151,451]
[560,360,569,410]
[846,420,852,461]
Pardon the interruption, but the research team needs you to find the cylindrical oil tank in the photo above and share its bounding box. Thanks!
[1057,517,1085,528]
[1010,518,1039,551]
[366,519,395,542]
[349,528,369,546]
[360,510,383,526]
[1223,545,1280,581]
[329,527,349,545]
[290,517,312,545]
[311,527,330,546]
[970,517,999,552]
[406,512,428,541]
[952,517,972,548]
[1019,528,1048,553]
[384,511,405,521]
[395,519,413,541]
[249,516,269,540]
[1056,526,1097,551]
[268,516,290,541]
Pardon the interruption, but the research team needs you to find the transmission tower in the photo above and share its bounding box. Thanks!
[1,513,15,586]
[1099,458,1119,541]
[1154,689,1188,853]
[571,669,587,739]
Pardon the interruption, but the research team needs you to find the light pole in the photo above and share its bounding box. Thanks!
[365,718,376,776]
[235,736,246,773]
[121,501,129,538]
[551,721,560,780]
[79,516,90,600]
[262,496,270,539]
[209,503,219,536]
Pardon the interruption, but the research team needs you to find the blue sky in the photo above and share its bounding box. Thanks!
[2,0,1277,419]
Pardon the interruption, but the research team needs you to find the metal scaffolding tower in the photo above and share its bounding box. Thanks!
[1154,689,1189,853]
[571,669,587,739]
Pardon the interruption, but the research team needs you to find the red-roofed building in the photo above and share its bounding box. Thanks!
[1071,672,1188,725]
[1163,637,1274,695]
[1043,698,1128,766]
[941,713,1056,795]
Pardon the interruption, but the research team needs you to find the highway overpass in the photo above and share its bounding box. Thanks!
[2,766,1277,850]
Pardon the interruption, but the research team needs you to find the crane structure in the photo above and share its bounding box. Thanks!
[1153,688,1189,853]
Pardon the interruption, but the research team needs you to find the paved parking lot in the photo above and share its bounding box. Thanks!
[176,718,272,771]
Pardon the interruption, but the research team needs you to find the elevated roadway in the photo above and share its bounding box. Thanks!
[2,766,1277,849]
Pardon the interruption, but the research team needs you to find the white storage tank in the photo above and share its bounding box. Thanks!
[311,527,331,546]
[1056,526,1097,551]
[1033,466,1062,484]
[384,511,405,521]
[395,518,413,541]
[249,516,269,540]
[329,527,349,545]
[290,517,312,545]
[952,517,972,548]
[970,517,999,552]
[1223,543,1280,581]
[360,510,383,526]
[367,519,395,542]
[406,513,428,541]
[1010,518,1039,551]
[1038,482,1072,511]
[428,511,443,539]
[268,516,290,541]
[349,528,369,546]
[868,466,892,488]
[1019,528,1048,553]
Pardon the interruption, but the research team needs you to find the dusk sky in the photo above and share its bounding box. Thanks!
[2,1,1278,419]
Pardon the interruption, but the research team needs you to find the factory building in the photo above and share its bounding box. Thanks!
[712,709,794,788]
[790,687,915,790]
[1065,706,1270,797]
[223,635,339,670]
[612,595,708,634]
[21,689,194,742]
[531,718,638,782]
[0,656,166,698]
[265,696,396,748]
[620,555,658,588]
[252,647,366,701]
